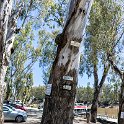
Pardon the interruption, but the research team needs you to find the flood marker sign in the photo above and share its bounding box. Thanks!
[63,76,73,81]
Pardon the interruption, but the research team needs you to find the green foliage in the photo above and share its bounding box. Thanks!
[31,86,45,102]
[5,0,57,102]
[76,81,121,104]
[76,85,93,103]
[5,22,40,102]
[39,30,58,84]
[79,0,123,78]
[43,0,68,28]
[100,80,121,104]
[39,0,68,84]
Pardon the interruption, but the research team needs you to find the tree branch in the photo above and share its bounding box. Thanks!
[11,57,38,77]
[21,0,33,28]
[107,54,122,77]
[99,64,110,89]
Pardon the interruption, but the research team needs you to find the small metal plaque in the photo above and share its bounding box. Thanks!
[63,76,73,81]
[63,85,71,90]
[121,112,124,118]
[45,84,52,95]
[71,41,80,47]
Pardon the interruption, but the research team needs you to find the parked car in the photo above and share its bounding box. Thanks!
[3,100,27,111]
[9,103,27,111]
[4,104,26,113]
[15,100,22,105]
[3,105,27,122]
[74,103,89,115]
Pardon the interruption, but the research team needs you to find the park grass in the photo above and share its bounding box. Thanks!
[97,106,119,119]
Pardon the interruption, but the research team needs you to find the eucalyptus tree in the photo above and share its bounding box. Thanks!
[0,0,54,123]
[76,85,93,103]
[41,0,94,123]
[31,86,45,102]
[5,22,41,101]
[108,46,124,123]
[79,0,122,122]
[0,1,24,122]
[100,79,121,104]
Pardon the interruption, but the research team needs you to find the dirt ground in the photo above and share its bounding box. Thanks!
[4,107,118,124]
[4,116,101,124]
[98,106,119,118]
[4,117,41,124]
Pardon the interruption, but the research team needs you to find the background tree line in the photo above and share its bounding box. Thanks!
[10,81,120,107]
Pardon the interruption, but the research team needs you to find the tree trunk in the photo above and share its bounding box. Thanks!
[118,74,124,124]
[91,87,99,123]
[0,64,8,124]
[91,62,110,123]
[108,55,124,124]
[0,0,16,123]
[5,82,11,101]
[90,59,99,123]
[41,0,94,124]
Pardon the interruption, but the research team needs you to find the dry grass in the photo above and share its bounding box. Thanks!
[98,106,119,118]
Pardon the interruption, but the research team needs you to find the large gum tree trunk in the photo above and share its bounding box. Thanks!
[0,0,17,123]
[0,64,8,123]
[41,0,94,124]
[118,74,124,124]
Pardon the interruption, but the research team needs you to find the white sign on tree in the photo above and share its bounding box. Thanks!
[45,84,52,95]
[63,76,73,81]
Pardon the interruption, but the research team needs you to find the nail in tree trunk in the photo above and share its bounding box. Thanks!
[41,0,94,124]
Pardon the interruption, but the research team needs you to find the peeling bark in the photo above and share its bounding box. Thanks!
[0,0,21,123]
[0,63,8,124]
[41,0,94,124]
